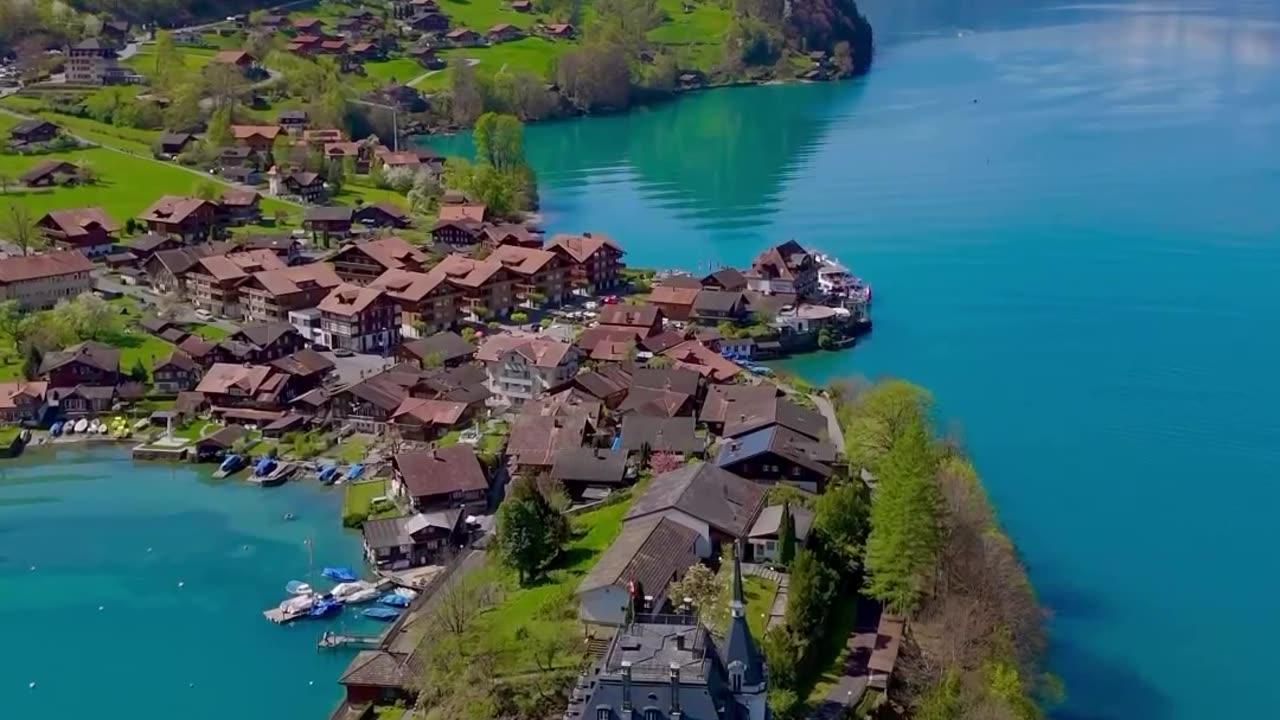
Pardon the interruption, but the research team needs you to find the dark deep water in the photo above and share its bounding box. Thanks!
[435,1,1280,717]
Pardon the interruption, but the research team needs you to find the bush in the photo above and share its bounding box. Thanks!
[510,311,528,323]
[342,508,369,528]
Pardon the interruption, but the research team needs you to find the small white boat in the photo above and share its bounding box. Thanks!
[278,594,316,614]
[345,588,380,604]
[285,580,313,595]
[73,419,89,433]
[97,423,109,435]
[331,581,375,600]
[88,419,100,432]
[19,429,31,443]
[393,587,418,601]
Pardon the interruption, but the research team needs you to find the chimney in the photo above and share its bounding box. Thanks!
[669,662,681,714]
[620,660,632,711]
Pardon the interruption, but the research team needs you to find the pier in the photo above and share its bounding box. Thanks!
[319,631,381,650]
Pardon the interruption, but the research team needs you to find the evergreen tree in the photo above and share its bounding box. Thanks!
[778,500,796,565]
[21,344,42,380]
[811,478,870,576]
[130,358,148,383]
[863,418,942,613]
[205,105,233,148]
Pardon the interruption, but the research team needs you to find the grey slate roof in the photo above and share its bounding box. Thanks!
[400,331,476,364]
[748,503,814,540]
[630,367,700,396]
[721,396,826,441]
[624,462,766,539]
[716,425,837,478]
[551,447,628,485]
[619,415,702,455]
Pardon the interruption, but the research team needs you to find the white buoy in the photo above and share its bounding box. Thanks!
[98,606,104,611]
[178,581,185,588]
[308,681,314,686]
[147,547,153,553]
[29,565,36,571]
[189,683,195,688]
[29,682,36,689]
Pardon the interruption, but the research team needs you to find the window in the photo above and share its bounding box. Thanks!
[644,709,661,720]
[596,709,611,720]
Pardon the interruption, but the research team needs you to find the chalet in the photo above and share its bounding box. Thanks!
[230,124,282,152]
[101,19,131,41]
[291,17,324,33]
[189,250,287,319]
[487,23,523,42]
[576,513,699,626]
[507,414,590,469]
[137,196,220,242]
[691,289,747,322]
[716,425,838,493]
[430,219,484,246]
[550,366,631,408]
[9,119,59,146]
[703,267,747,291]
[477,334,578,407]
[226,322,308,362]
[543,23,575,39]
[398,331,475,367]
[219,145,261,169]
[288,34,325,54]
[269,348,334,396]
[482,223,541,249]
[437,196,487,224]
[550,447,629,498]
[546,232,625,295]
[619,415,704,457]
[624,461,767,559]
[156,131,196,157]
[647,284,699,321]
[219,189,262,225]
[408,41,446,68]
[511,0,532,11]
[331,237,430,284]
[257,14,288,29]
[391,445,489,512]
[39,341,121,388]
[240,235,302,264]
[302,206,354,243]
[720,393,826,440]
[349,42,380,60]
[354,202,412,228]
[143,244,228,294]
[303,128,346,145]
[389,397,470,441]
[37,208,120,258]
[276,170,327,203]
[444,28,483,47]
[192,424,247,461]
[748,504,813,563]
[362,510,465,569]
[194,363,295,422]
[745,240,818,297]
[48,385,117,418]
[239,262,343,320]
[152,351,200,393]
[661,339,742,383]
[369,268,461,338]
[432,255,520,321]
[599,304,664,336]
[0,381,49,424]
[278,109,309,130]
[19,159,79,188]
[316,284,400,353]
[697,384,780,435]
[487,244,568,308]
[319,39,349,55]
[211,50,257,72]
[378,150,422,171]
[407,12,449,33]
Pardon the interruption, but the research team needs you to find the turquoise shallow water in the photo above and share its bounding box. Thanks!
[0,446,374,718]
[432,1,1280,717]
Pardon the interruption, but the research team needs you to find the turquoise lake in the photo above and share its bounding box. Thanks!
[0,446,375,718]
[434,0,1280,717]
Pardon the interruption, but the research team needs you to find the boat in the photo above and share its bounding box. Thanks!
[317,464,338,485]
[331,581,374,600]
[343,464,365,482]
[255,462,294,487]
[345,587,379,604]
[132,419,151,432]
[49,422,62,437]
[308,597,342,618]
[362,607,400,621]
[378,593,410,608]
[213,454,245,479]
[285,580,313,595]
[97,423,109,435]
[73,419,88,433]
[253,456,277,477]
[322,567,358,582]
[279,594,315,614]
[393,587,418,601]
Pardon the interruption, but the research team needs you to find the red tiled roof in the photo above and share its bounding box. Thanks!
[0,250,93,283]
[317,283,386,316]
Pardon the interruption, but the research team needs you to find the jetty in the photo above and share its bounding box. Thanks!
[319,631,381,650]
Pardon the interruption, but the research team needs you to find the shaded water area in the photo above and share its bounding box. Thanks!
[0,446,374,719]
[434,1,1280,717]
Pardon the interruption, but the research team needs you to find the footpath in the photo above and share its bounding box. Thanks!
[809,597,882,719]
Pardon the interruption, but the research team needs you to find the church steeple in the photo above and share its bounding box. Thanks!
[730,541,746,619]
[723,541,767,718]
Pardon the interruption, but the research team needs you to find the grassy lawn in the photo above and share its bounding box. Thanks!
[113,330,176,377]
[805,591,859,703]
[189,324,229,340]
[364,58,427,86]
[421,37,566,91]
[333,434,371,463]
[123,45,217,80]
[436,0,532,31]
[741,575,778,639]
[173,418,219,440]
[0,425,20,445]
[342,478,389,518]
[475,500,630,673]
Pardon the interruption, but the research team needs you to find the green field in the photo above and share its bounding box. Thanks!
[436,0,533,32]
[363,57,428,86]
[123,45,217,78]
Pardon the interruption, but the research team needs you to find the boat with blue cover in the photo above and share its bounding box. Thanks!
[362,607,400,621]
[213,454,245,479]
[49,422,62,437]
[308,597,342,618]
[343,463,365,482]
[317,464,338,484]
[379,593,410,608]
[322,567,358,582]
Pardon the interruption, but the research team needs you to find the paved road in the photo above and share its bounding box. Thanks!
[811,393,847,454]
[810,597,881,720]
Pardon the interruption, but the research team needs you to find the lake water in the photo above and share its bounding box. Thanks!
[436,1,1280,717]
[0,446,374,719]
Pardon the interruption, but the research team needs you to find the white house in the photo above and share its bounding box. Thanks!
[474,334,578,408]
[576,514,701,626]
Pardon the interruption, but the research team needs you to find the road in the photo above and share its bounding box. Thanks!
[811,393,846,454]
[809,597,881,720]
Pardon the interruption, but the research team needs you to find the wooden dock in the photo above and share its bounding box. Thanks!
[263,607,308,624]
[319,631,381,650]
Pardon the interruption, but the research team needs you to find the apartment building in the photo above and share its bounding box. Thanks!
[475,335,579,408]
[316,284,400,353]
[0,251,94,310]
[239,263,343,324]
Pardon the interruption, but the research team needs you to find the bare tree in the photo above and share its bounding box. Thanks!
[2,203,42,256]
[433,569,498,635]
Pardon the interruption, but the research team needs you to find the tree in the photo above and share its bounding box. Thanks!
[21,343,42,380]
[811,479,869,576]
[778,500,796,565]
[863,418,942,613]
[842,378,933,474]
[493,476,568,584]
[152,30,181,89]
[473,112,525,172]
[591,0,663,53]
[421,351,444,369]
[667,562,722,623]
[555,43,632,112]
[784,547,839,637]
[164,81,204,132]
[272,133,293,170]
[204,63,249,110]
[129,358,148,382]
[192,180,221,200]
[450,59,485,126]
[50,294,120,342]
[0,300,22,347]
[205,104,234,148]
[2,203,42,256]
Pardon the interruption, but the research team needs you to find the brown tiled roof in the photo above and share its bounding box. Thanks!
[551,446,626,485]
[475,335,574,368]
[270,348,334,377]
[394,445,487,498]
[437,203,486,223]
[153,350,196,372]
[41,207,119,238]
[699,384,780,424]
[195,363,275,394]
[0,250,93,283]
[302,205,353,223]
[546,232,622,263]
[220,189,260,206]
[430,254,505,288]
[648,284,700,306]
[339,650,414,688]
[137,196,214,224]
[233,321,299,349]
[617,386,691,417]
[482,223,539,246]
[591,339,635,362]
[488,244,556,276]
[507,414,588,466]
[640,330,687,354]
[230,124,282,140]
[18,159,76,184]
[247,263,341,297]
[721,395,826,441]
[178,335,218,359]
[336,237,429,272]
[598,304,660,329]
[0,381,48,409]
[317,283,386,316]
[619,415,702,454]
[575,327,643,353]
[390,397,467,426]
[39,341,119,374]
[212,50,255,64]
[368,268,448,302]
[399,331,475,363]
[578,514,699,594]
[662,340,741,383]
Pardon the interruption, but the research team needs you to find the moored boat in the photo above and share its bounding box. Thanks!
[343,463,365,483]
[317,464,338,485]
[73,419,88,433]
[19,428,31,443]
[322,567,358,582]
[345,587,379,604]
[308,597,342,618]
[49,421,62,437]
[362,607,400,621]
[378,592,410,608]
[213,453,245,479]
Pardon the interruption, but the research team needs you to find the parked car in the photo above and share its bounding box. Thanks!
[334,348,355,358]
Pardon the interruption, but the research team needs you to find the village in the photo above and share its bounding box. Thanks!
[0,155,890,716]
